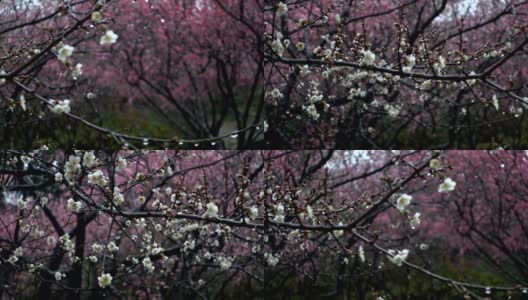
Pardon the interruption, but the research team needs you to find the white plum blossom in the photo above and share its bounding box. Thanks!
[396,194,412,212]
[0,70,6,85]
[87,170,107,186]
[270,88,282,99]
[218,256,232,270]
[197,279,205,287]
[510,106,523,116]
[64,158,82,181]
[248,205,258,220]
[55,272,63,281]
[287,229,300,240]
[359,50,376,66]
[270,39,284,57]
[403,55,416,72]
[59,234,74,251]
[429,159,441,170]
[385,104,400,118]
[184,240,196,251]
[72,63,83,80]
[20,155,31,167]
[274,203,285,222]
[8,255,18,264]
[19,94,26,111]
[28,264,39,273]
[204,202,218,218]
[308,91,323,103]
[276,2,288,16]
[358,246,365,262]
[92,244,104,253]
[91,11,103,23]
[116,156,127,170]
[16,198,26,209]
[57,45,74,62]
[67,198,82,213]
[410,212,421,229]
[305,104,319,120]
[492,94,499,110]
[335,14,341,25]
[97,273,112,288]
[387,249,409,267]
[434,55,447,73]
[242,190,250,199]
[107,241,119,252]
[49,99,71,114]
[142,257,155,272]
[265,253,279,267]
[296,42,305,51]
[420,80,433,91]
[100,30,118,46]
[306,205,314,220]
[438,177,456,192]
[299,65,310,76]
[82,151,96,168]
[333,222,344,238]
[113,187,125,205]
[467,72,478,86]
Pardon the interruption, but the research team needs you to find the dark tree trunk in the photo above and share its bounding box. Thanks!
[69,212,86,300]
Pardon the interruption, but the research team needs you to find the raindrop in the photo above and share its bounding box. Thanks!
[142,138,149,146]
[485,287,491,294]
[522,287,528,293]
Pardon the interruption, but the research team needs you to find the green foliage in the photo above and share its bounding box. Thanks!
[0,99,181,150]
[259,252,519,300]
[373,107,528,149]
